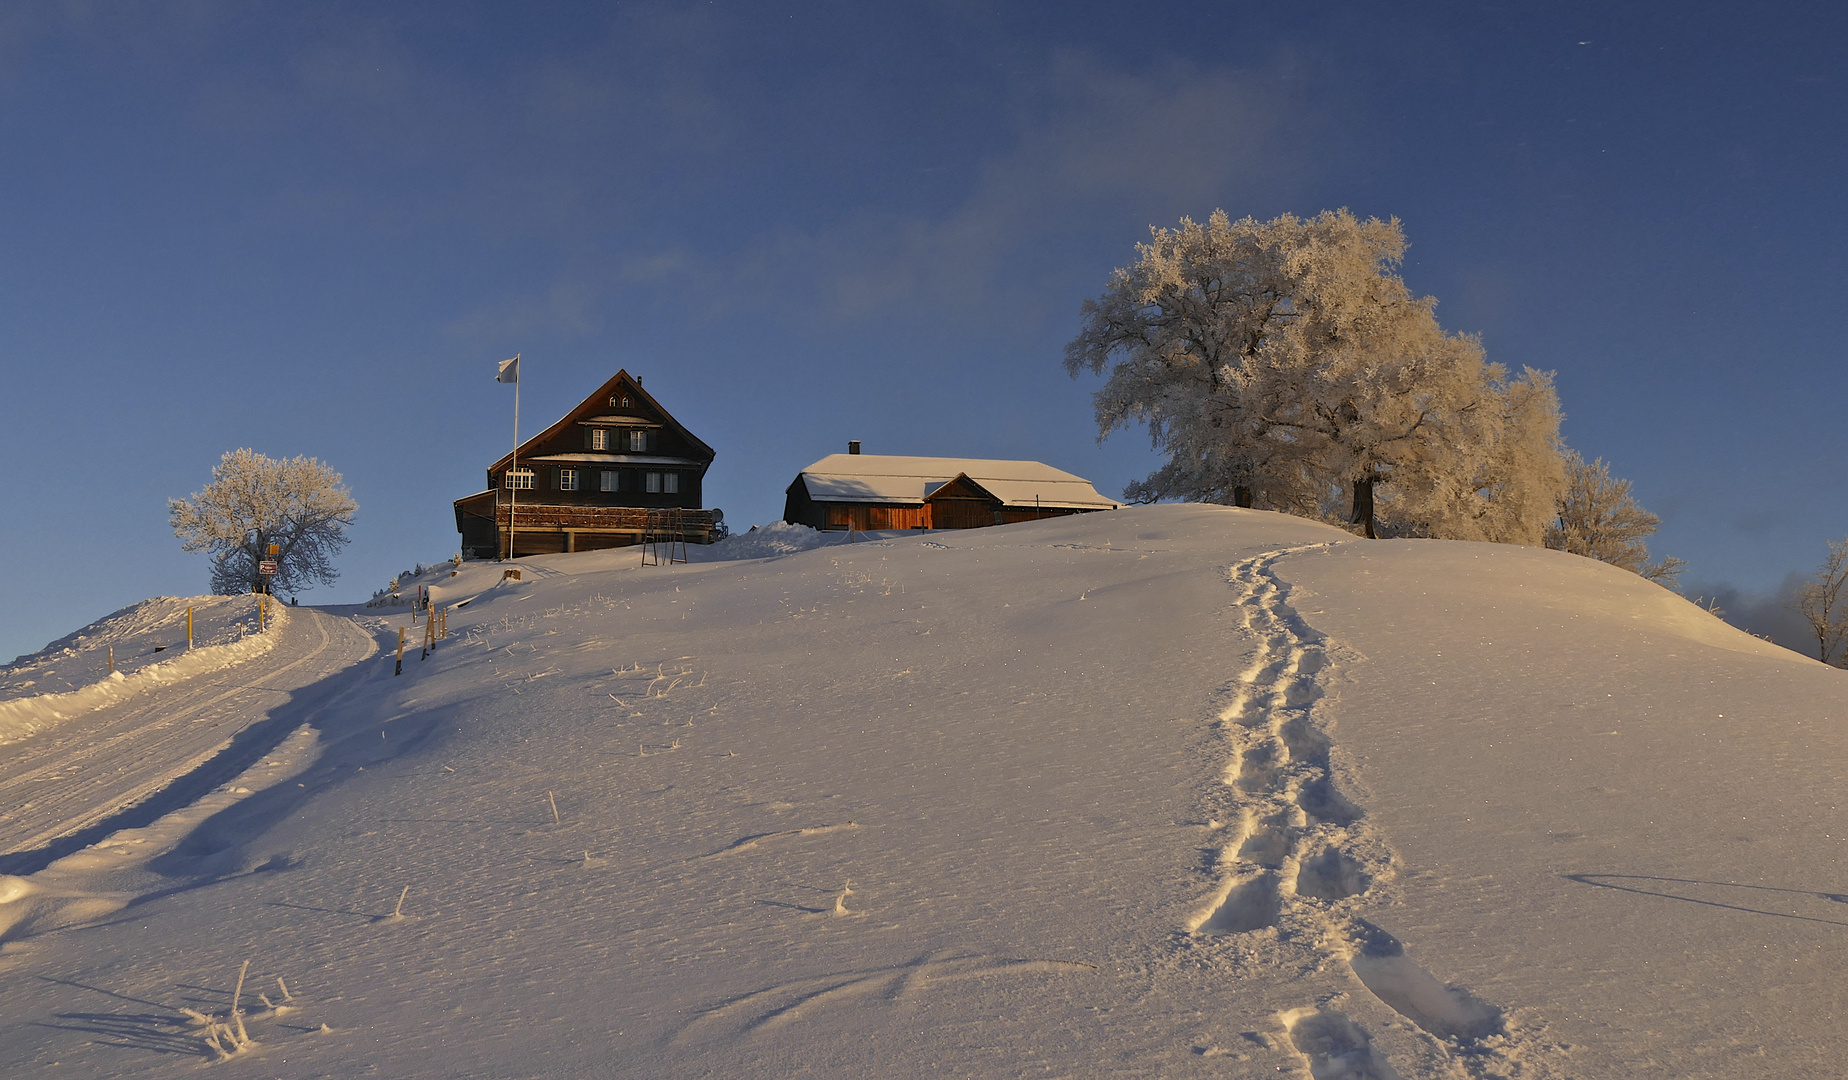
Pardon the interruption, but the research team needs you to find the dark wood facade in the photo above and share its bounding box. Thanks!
[455,370,717,558]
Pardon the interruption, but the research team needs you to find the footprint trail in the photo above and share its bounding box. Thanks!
[1194,547,1564,1079]
[1189,547,1379,937]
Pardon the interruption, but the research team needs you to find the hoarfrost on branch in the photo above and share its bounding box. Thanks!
[169,448,357,595]
[1064,208,1565,543]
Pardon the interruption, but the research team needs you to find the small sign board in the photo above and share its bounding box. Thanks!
[259,560,279,576]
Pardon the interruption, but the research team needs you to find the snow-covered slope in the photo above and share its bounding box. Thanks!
[0,596,287,743]
[0,506,1840,1079]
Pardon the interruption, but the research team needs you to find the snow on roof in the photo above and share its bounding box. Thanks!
[795,453,1120,509]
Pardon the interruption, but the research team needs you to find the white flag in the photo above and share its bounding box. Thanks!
[496,354,520,384]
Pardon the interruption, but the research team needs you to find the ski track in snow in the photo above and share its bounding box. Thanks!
[0,599,290,744]
[0,609,375,870]
[1201,547,1560,1080]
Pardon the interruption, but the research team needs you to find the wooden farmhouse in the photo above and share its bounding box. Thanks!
[454,370,717,558]
[783,445,1119,531]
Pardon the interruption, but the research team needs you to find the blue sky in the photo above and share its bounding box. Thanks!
[3,1,1844,662]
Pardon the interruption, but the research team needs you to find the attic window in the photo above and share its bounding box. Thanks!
[610,393,633,408]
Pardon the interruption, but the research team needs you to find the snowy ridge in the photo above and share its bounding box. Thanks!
[0,600,288,745]
[1199,546,1565,1080]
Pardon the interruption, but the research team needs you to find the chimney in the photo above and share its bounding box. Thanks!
[847,440,861,455]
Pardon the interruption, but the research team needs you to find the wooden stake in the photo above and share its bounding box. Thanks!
[107,644,114,674]
[187,606,194,648]
[547,790,561,824]
[395,626,405,676]
[231,959,249,1022]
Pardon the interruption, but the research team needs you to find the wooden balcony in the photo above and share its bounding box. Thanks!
[493,504,716,556]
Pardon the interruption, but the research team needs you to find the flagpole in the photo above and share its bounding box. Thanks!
[497,353,522,560]
[509,355,520,559]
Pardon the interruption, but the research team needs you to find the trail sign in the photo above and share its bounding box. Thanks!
[259,560,279,576]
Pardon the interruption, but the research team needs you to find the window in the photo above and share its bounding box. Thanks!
[663,472,679,494]
[609,393,632,408]
[600,469,619,492]
[645,472,662,493]
[503,467,534,490]
[558,469,579,491]
[628,429,649,452]
[590,428,608,450]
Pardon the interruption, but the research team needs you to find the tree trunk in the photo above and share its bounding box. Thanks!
[1233,485,1254,508]
[1350,477,1378,539]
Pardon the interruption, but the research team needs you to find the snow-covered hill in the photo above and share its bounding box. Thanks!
[0,506,1841,1079]
[0,595,287,743]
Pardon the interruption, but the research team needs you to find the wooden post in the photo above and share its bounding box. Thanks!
[108,644,114,675]
[187,606,193,648]
[396,626,405,676]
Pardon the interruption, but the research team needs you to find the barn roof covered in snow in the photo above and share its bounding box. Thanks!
[791,454,1120,510]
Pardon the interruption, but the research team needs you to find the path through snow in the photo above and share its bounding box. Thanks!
[1195,546,1565,1080]
[0,607,376,875]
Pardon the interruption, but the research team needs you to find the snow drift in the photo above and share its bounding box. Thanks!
[0,595,286,744]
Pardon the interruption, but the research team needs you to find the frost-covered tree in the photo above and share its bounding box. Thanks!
[1792,537,1848,665]
[169,449,357,595]
[1064,209,1564,541]
[1543,452,1685,588]
[1415,367,1568,545]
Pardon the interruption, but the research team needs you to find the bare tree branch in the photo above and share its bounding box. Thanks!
[1791,538,1848,664]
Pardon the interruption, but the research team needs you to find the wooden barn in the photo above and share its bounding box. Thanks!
[454,370,718,558]
[783,445,1119,531]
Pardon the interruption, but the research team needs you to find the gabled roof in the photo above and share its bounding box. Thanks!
[924,473,998,501]
[791,454,1120,510]
[489,370,714,473]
